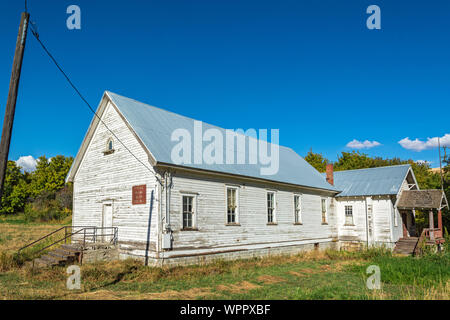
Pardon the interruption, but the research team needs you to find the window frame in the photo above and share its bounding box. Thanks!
[225,186,240,225]
[293,194,302,225]
[321,198,328,225]
[181,194,197,230]
[344,205,354,226]
[104,137,115,155]
[267,191,277,225]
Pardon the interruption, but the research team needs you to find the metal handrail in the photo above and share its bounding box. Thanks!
[18,225,95,253]
[18,226,119,258]
[31,227,88,258]
[18,226,65,253]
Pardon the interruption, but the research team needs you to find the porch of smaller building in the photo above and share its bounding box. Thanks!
[396,189,448,254]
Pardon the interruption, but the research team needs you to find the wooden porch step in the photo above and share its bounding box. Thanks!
[393,237,419,256]
[60,244,83,252]
[39,254,61,265]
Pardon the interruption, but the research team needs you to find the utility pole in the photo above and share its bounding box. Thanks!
[437,138,444,239]
[0,12,30,203]
[438,138,445,191]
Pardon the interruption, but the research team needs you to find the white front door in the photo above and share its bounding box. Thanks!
[102,203,113,242]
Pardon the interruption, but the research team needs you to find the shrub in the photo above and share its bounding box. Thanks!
[24,186,72,222]
[0,252,26,272]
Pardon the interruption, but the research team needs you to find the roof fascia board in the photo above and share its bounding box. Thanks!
[67,92,158,182]
[408,166,420,190]
[156,162,339,194]
[394,166,415,208]
[441,191,449,210]
[105,92,157,167]
[66,93,109,182]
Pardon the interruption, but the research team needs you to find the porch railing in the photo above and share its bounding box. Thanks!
[424,228,443,241]
[18,226,118,260]
[414,227,445,255]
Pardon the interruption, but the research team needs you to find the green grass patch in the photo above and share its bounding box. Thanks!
[0,220,448,300]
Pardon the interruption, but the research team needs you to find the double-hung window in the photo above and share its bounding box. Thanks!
[267,192,276,223]
[294,195,302,224]
[321,198,328,224]
[182,195,195,229]
[345,205,353,225]
[227,187,238,224]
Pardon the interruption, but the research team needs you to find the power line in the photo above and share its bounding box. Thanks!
[28,22,162,185]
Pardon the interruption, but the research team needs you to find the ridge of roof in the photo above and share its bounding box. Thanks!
[333,164,411,174]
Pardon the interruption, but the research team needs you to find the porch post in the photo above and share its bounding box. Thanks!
[429,210,435,241]
[437,209,443,237]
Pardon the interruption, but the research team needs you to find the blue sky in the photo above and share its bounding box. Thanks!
[0,0,449,171]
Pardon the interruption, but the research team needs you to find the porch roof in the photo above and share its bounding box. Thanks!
[397,190,448,210]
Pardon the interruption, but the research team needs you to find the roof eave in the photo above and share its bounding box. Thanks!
[155,161,340,194]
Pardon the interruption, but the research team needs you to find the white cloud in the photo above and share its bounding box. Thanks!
[415,160,432,165]
[346,139,381,149]
[16,155,37,172]
[398,134,450,152]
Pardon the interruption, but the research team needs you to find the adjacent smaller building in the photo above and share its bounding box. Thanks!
[325,164,419,248]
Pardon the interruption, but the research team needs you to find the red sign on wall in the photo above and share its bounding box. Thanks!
[132,185,146,205]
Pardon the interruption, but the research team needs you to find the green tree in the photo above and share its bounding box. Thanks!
[29,155,73,197]
[304,149,329,173]
[0,161,30,214]
[408,160,441,190]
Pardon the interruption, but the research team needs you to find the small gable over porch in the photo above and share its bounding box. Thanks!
[397,189,448,245]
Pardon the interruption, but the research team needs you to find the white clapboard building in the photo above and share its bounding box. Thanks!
[67,91,445,265]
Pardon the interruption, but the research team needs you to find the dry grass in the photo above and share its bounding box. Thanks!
[216,281,261,294]
[256,275,286,284]
[70,287,217,300]
[0,223,65,254]
[1,220,448,300]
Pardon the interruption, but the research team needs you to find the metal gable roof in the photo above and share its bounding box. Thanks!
[106,91,338,192]
[328,164,411,197]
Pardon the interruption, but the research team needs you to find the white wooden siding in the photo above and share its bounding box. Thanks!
[336,196,396,246]
[73,102,159,254]
[165,172,336,252]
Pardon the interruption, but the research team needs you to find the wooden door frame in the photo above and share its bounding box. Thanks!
[401,212,408,238]
[102,202,114,241]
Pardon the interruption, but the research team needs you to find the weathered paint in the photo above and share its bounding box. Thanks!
[70,93,421,265]
[72,101,160,260]
[165,171,336,256]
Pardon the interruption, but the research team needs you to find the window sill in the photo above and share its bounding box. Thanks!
[103,149,115,155]
[181,228,198,231]
[344,224,355,227]
[293,222,303,225]
[267,222,278,226]
[225,223,241,226]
